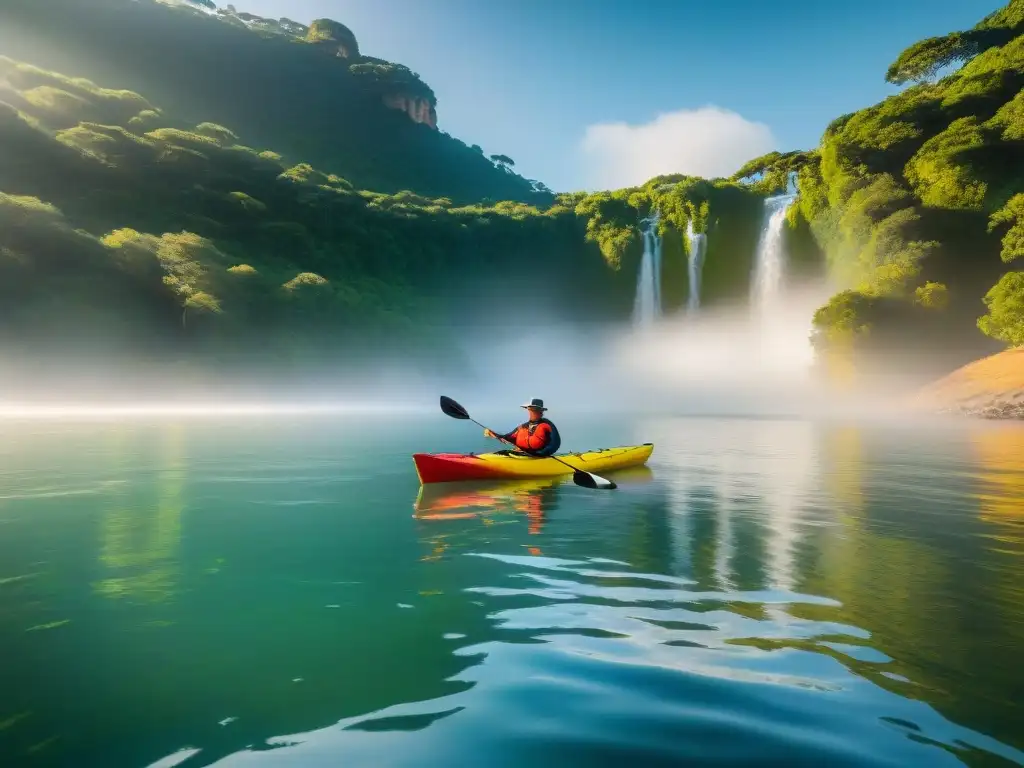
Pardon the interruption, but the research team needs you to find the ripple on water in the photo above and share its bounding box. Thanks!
[197,555,1024,768]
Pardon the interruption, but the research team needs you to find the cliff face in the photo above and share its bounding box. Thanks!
[154,9,440,130]
[382,93,437,129]
[915,348,1024,419]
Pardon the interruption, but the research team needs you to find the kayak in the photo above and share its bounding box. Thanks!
[412,443,654,484]
[414,467,655,513]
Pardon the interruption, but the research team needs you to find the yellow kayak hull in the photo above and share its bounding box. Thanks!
[412,443,654,484]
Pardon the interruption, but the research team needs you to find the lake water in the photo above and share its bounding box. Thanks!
[1,414,1023,767]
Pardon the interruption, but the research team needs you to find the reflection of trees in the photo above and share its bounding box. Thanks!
[93,424,184,604]
[971,426,1024,662]
[800,424,1024,753]
[626,495,675,576]
[972,426,1024,549]
[804,426,951,687]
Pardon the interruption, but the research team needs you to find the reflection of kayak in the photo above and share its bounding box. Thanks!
[414,476,564,514]
[412,444,654,484]
[414,467,654,514]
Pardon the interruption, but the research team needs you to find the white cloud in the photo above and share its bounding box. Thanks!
[579,106,777,189]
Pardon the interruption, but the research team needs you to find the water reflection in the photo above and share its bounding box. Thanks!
[5,418,1024,767]
[972,425,1024,550]
[414,476,564,534]
[643,418,817,592]
[809,423,1024,759]
[191,420,1024,767]
[93,424,185,604]
[198,546,1024,767]
[413,467,656,540]
[971,424,1024,687]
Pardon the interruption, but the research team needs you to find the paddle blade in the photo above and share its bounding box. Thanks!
[573,471,617,491]
[440,395,471,420]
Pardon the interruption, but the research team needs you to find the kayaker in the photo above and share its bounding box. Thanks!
[484,398,562,457]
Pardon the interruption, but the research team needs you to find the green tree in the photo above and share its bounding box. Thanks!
[904,118,988,211]
[283,272,329,291]
[195,122,240,145]
[101,230,225,328]
[884,0,1022,84]
[978,271,1024,346]
[886,33,989,84]
[915,281,950,310]
[989,194,1024,263]
[490,154,515,171]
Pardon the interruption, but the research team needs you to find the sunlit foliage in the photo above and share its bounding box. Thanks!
[196,122,240,145]
[978,271,1024,345]
[989,194,1024,263]
[885,0,1023,83]
[904,118,988,210]
[775,0,1024,361]
[915,281,951,310]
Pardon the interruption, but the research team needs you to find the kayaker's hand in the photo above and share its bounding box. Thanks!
[484,429,497,439]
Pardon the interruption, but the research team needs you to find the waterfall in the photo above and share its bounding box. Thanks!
[633,213,663,327]
[750,192,797,314]
[685,220,707,313]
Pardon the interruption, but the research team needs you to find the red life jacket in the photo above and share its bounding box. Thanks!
[509,421,554,453]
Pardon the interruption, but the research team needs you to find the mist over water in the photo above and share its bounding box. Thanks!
[455,283,845,421]
[0,187,917,421]
[478,190,836,419]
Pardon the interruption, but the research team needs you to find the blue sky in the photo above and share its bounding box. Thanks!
[237,0,998,192]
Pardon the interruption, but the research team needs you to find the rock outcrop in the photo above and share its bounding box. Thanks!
[915,348,1024,419]
[306,19,359,59]
[349,58,438,130]
[382,93,437,129]
[179,7,438,130]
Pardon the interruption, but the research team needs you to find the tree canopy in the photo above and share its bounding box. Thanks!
[885,0,1023,84]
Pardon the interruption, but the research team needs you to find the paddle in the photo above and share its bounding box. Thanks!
[439,396,617,490]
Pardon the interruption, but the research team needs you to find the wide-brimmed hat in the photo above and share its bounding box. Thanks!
[520,398,547,412]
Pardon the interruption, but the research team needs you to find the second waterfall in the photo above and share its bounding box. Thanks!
[633,213,709,326]
[686,220,707,313]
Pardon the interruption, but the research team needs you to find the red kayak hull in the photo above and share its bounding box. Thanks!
[412,453,506,484]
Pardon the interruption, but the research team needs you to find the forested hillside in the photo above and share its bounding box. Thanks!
[0,0,544,203]
[0,55,636,379]
[0,0,1021,391]
[751,0,1024,375]
[0,0,780,383]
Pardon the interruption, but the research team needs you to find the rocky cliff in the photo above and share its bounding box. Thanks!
[205,9,436,128]
[382,93,437,129]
